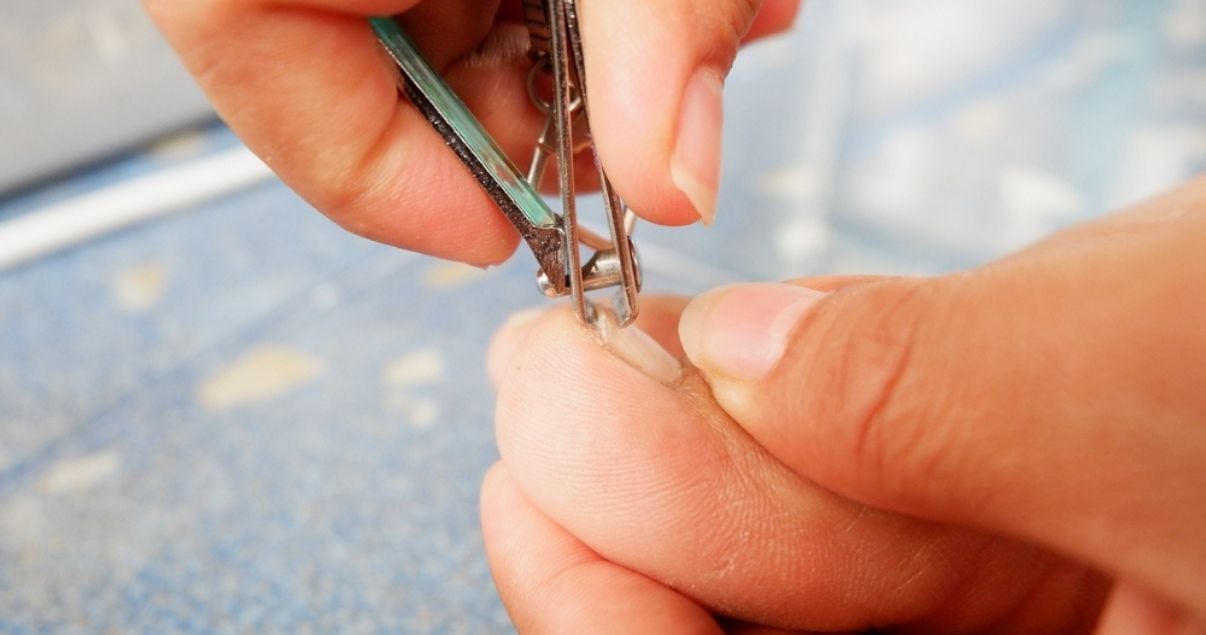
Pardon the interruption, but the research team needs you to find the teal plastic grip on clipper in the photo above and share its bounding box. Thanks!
[370,8,641,326]
[369,17,566,279]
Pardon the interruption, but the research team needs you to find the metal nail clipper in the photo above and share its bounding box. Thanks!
[370,0,641,327]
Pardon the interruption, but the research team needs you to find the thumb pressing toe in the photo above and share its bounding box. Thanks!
[679,283,828,382]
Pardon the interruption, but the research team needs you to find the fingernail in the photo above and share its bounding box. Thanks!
[671,69,724,226]
[679,283,827,382]
[594,309,681,383]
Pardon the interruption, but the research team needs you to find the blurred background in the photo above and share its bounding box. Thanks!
[1,0,1203,632]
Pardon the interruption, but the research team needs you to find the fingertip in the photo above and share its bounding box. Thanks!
[489,297,691,390]
[479,462,518,537]
[629,179,713,227]
[581,1,747,228]
[345,204,522,265]
[421,227,522,268]
[743,0,805,43]
[592,66,724,228]
[480,462,512,509]
[486,308,547,388]
[583,0,801,227]
[491,307,696,509]
[461,228,523,268]
[1093,582,1200,635]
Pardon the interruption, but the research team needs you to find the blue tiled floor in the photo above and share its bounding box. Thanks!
[1,1,1203,632]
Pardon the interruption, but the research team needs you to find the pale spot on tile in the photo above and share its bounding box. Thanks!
[1153,70,1206,111]
[775,215,831,259]
[953,102,1007,142]
[39,450,121,494]
[309,283,342,310]
[1166,0,1206,48]
[423,262,487,289]
[382,350,446,428]
[381,394,443,430]
[743,37,795,68]
[381,393,409,416]
[756,164,820,201]
[0,496,48,545]
[999,167,1084,220]
[996,166,1085,247]
[857,1,1067,113]
[148,129,209,160]
[198,346,323,411]
[1107,126,1206,207]
[87,9,131,63]
[1043,31,1138,93]
[111,263,167,313]
[408,398,441,429]
[383,349,446,387]
[851,127,931,217]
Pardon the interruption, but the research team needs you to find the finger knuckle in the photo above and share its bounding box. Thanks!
[696,0,761,70]
[824,280,957,503]
[731,0,763,38]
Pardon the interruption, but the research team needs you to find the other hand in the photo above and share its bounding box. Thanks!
[482,176,1206,633]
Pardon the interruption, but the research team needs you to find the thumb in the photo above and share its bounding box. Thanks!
[579,0,801,226]
[678,245,1206,618]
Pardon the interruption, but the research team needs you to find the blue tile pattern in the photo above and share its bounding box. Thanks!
[1,1,1203,631]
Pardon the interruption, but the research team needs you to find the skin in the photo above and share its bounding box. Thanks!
[147,1,1206,631]
[484,177,1206,633]
[144,0,801,264]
